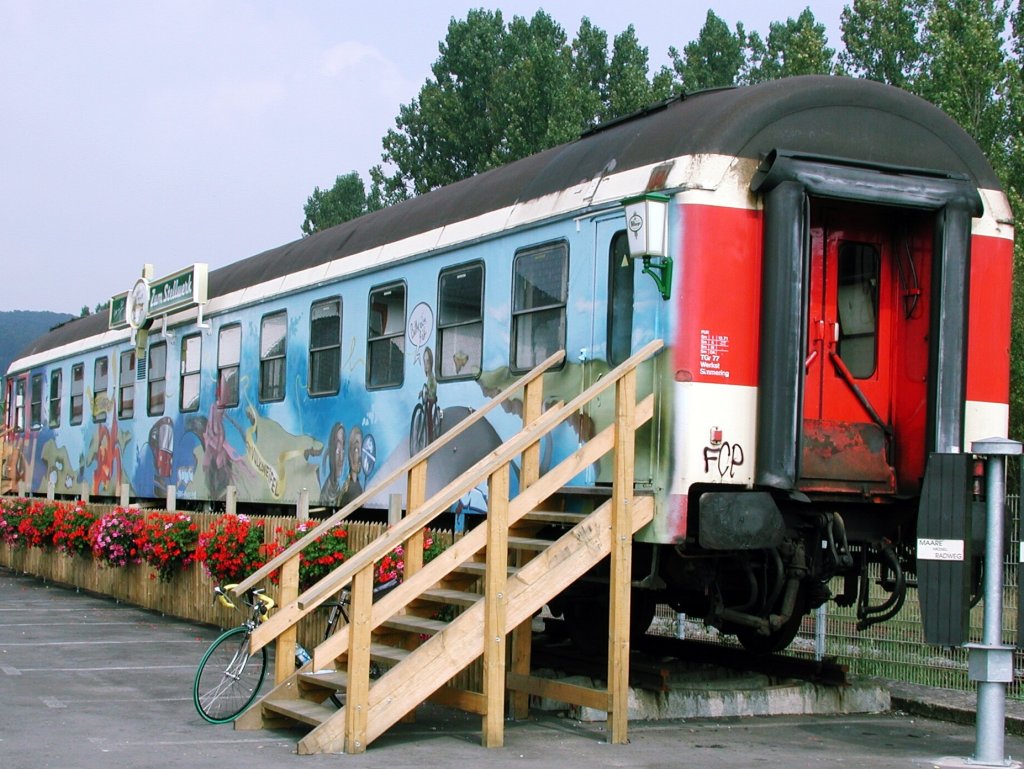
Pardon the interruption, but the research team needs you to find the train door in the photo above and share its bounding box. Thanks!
[586,217,656,485]
[800,202,930,494]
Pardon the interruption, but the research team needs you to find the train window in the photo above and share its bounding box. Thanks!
[180,334,202,413]
[49,369,62,428]
[70,364,84,425]
[366,283,406,389]
[437,263,483,380]
[836,242,880,379]
[309,298,341,396]
[217,324,241,408]
[118,350,135,419]
[93,356,109,422]
[607,231,634,365]
[511,242,567,371]
[148,341,167,416]
[30,374,43,430]
[259,311,287,402]
[13,378,25,433]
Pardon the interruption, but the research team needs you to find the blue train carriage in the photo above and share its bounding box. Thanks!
[3,76,1013,651]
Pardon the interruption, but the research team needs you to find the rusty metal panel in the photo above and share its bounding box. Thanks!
[800,419,895,489]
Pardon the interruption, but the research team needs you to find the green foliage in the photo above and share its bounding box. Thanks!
[668,11,747,91]
[839,0,926,86]
[372,10,665,199]
[745,8,836,83]
[301,171,380,236]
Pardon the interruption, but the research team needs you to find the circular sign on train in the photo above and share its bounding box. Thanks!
[126,277,150,329]
[407,302,434,348]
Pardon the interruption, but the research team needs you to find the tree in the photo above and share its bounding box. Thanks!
[372,10,669,200]
[745,8,836,83]
[917,0,1011,167]
[839,0,926,87]
[604,25,655,119]
[301,172,378,236]
[669,11,746,91]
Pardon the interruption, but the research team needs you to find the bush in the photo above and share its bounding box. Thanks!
[90,508,144,568]
[196,514,267,584]
[52,504,99,557]
[138,512,200,582]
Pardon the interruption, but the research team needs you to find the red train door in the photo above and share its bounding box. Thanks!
[801,203,923,494]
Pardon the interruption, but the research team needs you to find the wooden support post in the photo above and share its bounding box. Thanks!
[404,462,426,581]
[510,374,544,719]
[226,485,237,516]
[387,493,402,527]
[297,488,309,522]
[345,563,375,754]
[80,482,90,504]
[608,369,637,744]
[46,481,55,500]
[482,463,510,748]
[275,552,300,685]
[119,483,130,507]
[17,480,26,497]
[166,484,176,512]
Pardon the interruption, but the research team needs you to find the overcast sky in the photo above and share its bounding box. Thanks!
[2,1,848,314]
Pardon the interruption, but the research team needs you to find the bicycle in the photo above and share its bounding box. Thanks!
[193,578,401,720]
[192,585,274,724]
[319,578,399,706]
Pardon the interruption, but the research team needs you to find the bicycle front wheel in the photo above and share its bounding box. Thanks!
[193,626,268,724]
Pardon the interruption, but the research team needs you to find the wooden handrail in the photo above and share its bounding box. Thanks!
[295,338,662,610]
[247,338,663,651]
[233,349,566,595]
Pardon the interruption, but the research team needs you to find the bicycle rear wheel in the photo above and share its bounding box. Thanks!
[193,626,268,723]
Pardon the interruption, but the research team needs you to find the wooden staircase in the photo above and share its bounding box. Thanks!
[231,340,663,754]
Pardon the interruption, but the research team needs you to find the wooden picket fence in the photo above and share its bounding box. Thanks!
[0,509,455,653]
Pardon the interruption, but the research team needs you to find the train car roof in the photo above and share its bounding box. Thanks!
[13,75,1004,365]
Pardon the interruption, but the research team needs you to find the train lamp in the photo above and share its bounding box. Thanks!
[623,193,672,300]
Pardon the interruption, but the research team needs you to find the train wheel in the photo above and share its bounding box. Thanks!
[735,589,807,655]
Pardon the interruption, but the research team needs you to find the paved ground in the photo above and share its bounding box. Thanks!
[3,564,1024,769]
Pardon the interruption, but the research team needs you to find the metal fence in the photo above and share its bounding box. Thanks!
[654,494,1023,698]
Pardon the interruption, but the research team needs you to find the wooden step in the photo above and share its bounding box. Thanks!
[263,697,335,727]
[522,510,588,525]
[454,561,519,577]
[298,669,347,692]
[381,614,449,635]
[418,588,482,608]
[507,535,556,552]
[369,642,412,665]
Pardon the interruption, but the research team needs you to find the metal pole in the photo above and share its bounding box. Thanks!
[969,437,1021,768]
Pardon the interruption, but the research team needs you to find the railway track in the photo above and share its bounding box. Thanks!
[531,629,849,692]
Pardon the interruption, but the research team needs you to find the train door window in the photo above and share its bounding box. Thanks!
[309,298,341,396]
[148,341,167,416]
[70,363,84,425]
[259,311,287,402]
[511,242,567,371]
[30,374,43,429]
[48,369,62,428]
[13,378,25,433]
[607,231,634,365]
[118,350,135,419]
[217,324,241,407]
[836,242,880,379]
[366,283,406,389]
[437,262,483,380]
[180,333,202,413]
[93,356,109,422]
